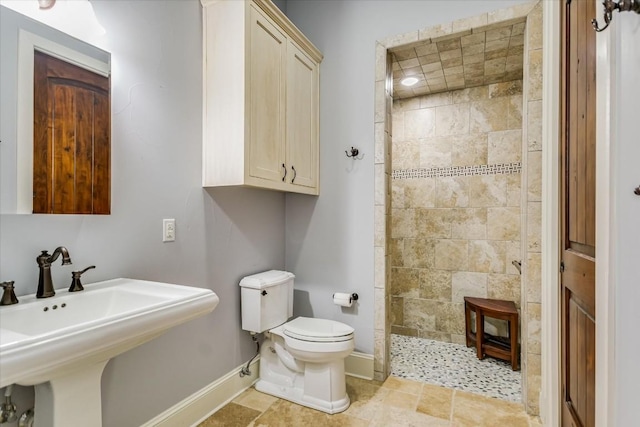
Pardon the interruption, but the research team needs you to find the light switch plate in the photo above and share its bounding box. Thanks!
[163,219,175,242]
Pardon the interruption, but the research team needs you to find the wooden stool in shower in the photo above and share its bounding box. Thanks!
[464,297,519,371]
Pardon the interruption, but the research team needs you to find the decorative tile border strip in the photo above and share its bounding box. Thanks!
[392,162,522,180]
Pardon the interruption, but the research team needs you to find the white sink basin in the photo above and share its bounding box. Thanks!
[0,278,219,387]
[0,278,219,427]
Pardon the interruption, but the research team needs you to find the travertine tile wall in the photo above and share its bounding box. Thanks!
[389,81,523,344]
[373,1,542,414]
[522,1,543,415]
[373,45,393,382]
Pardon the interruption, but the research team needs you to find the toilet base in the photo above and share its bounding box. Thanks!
[255,378,350,414]
[256,337,351,414]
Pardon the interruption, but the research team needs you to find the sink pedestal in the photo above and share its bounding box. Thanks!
[33,361,108,427]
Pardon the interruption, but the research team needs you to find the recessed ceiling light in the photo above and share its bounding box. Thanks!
[401,77,419,87]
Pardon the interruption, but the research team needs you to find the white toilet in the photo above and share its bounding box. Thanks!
[240,270,355,414]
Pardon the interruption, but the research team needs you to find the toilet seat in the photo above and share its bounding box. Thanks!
[283,317,354,343]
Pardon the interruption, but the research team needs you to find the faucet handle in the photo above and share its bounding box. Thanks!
[69,266,95,292]
[0,281,19,306]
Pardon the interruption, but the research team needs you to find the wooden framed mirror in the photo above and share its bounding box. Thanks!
[33,50,110,214]
[0,5,111,214]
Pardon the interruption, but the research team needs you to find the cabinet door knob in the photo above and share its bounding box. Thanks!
[291,166,297,183]
[282,163,287,182]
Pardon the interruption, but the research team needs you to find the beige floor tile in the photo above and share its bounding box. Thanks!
[370,404,451,426]
[323,412,371,427]
[417,383,454,420]
[347,375,384,390]
[452,390,529,427]
[381,375,424,395]
[383,390,419,410]
[204,377,532,427]
[344,376,390,420]
[198,402,261,427]
[528,415,543,426]
[233,388,278,412]
[252,400,327,426]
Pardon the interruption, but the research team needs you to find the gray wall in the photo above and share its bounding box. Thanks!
[0,1,285,426]
[283,0,530,354]
[272,0,287,15]
[614,14,640,426]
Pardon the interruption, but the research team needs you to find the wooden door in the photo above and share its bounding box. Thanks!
[248,5,287,183]
[33,51,110,214]
[286,40,318,191]
[560,1,596,426]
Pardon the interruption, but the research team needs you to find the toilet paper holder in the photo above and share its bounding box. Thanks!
[332,292,359,309]
[333,293,359,301]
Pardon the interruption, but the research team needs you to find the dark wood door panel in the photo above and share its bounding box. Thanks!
[566,0,596,250]
[74,88,96,214]
[561,1,597,426]
[562,250,595,317]
[51,84,76,214]
[34,51,110,214]
[564,296,595,427]
[92,92,111,214]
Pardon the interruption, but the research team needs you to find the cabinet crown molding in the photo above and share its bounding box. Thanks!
[200,0,323,63]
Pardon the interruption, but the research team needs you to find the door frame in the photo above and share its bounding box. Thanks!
[540,0,616,425]
[593,3,617,426]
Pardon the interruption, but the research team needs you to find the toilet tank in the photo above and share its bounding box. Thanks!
[239,270,294,333]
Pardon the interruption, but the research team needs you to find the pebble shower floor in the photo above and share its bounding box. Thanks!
[390,334,522,402]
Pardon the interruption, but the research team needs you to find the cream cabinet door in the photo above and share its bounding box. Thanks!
[286,41,318,191]
[248,5,287,184]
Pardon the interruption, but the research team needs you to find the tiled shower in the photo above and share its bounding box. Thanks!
[374,0,544,413]
[389,81,524,343]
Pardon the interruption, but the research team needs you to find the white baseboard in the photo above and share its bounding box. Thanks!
[140,359,259,427]
[141,351,374,426]
[345,351,375,380]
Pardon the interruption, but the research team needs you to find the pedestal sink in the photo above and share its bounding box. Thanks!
[0,278,219,427]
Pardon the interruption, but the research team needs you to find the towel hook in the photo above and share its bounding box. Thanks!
[592,0,640,32]
[345,147,363,160]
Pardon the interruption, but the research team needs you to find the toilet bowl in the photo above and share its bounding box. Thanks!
[255,317,354,414]
[277,317,354,363]
[239,271,355,414]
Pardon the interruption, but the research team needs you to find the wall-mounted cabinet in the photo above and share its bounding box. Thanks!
[201,0,322,195]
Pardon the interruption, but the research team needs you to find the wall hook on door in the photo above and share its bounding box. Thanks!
[634,185,640,196]
[592,0,640,32]
[345,147,363,160]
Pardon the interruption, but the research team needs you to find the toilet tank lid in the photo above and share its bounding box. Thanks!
[239,270,295,289]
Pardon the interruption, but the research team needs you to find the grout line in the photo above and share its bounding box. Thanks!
[450,389,456,423]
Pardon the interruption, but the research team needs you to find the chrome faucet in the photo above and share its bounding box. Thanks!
[36,247,72,298]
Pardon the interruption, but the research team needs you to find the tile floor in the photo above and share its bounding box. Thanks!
[391,334,522,402]
[198,376,541,427]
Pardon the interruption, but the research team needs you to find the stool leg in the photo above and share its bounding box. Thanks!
[465,304,472,347]
[475,310,484,360]
[510,314,519,370]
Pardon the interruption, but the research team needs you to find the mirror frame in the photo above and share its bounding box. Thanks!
[15,29,110,214]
